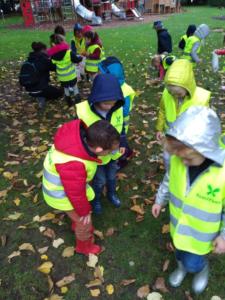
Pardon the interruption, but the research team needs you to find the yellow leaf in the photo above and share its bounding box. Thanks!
[94,266,104,282]
[39,212,55,222]
[13,198,21,206]
[47,275,54,292]
[37,261,53,274]
[33,194,39,203]
[36,170,43,178]
[56,273,75,287]
[90,289,101,297]
[85,279,102,288]
[37,145,48,153]
[8,251,21,262]
[48,294,64,300]
[3,171,17,180]
[130,205,145,215]
[3,212,22,221]
[161,224,170,234]
[86,254,98,268]
[52,238,64,248]
[41,255,48,260]
[61,286,68,294]
[106,284,114,295]
[62,246,74,258]
[19,243,35,253]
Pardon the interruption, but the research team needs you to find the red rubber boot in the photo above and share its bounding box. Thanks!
[75,238,101,255]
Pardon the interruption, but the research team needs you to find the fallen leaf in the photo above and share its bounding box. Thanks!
[37,145,48,153]
[1,235,7,247]
[94,266,104,282]
[211,297,222,300]
[13,198,21,206]
[147,292,163,300]
[87,254,98,268]
[37,261,53,274]
[8,251,21,262]
[36,170,43,178]
[39,212,55,222]
[162,259,170,272]
[3,171,18,180]
[0,189,8,198]
[106,284,114,295]
[43,228,56,240]
[137,285,150,298]
[47,275,54,293]
[117,172,128,180]
[62,246,74,258]
[120,279,136,286]
[61,286,68,294]
[38,246,49,254]
[105,227,115,237]
[136,215,145,222]
[33,215,40,222]
[3,212,22,221]
[41,255,48,260]
[161,224,170,234]
[130,205,145,215]
[19,243,35,253]
[48,294,63,300]
[39,226,46,233]
[90,289,101,297]
[33,194,39,203]
[53,238,64,248]
[184,291,193,300]
[56,273,75,287]
[153,277,169,293]
[85,278,102,288]
[94,230,104,240]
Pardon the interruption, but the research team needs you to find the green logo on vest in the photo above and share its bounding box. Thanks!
[116,116,121,123]
[207,184,220,197]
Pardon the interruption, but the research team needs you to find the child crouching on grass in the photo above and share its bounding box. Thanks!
[152,106,225,294]
[42,119,120,255]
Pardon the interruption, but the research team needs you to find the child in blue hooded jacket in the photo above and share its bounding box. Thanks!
[76,73,126,214]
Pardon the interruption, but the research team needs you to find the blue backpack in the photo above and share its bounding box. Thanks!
[98,56,125,85]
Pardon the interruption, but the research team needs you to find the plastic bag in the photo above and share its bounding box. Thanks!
[212,51,219,72]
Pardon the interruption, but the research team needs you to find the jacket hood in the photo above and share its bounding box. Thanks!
[166,106,225,166]
[195,24,210,40]
[54,119,100,163]
[88,73,124,107]
[47,42,69,58]
[164,59,196,98]
[98,56,125,85]
[186,24,196,37]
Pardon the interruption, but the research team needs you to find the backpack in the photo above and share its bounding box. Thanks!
[19,61,40,88]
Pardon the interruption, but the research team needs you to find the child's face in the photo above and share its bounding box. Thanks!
[167,85,187,99]
[152,57,161,68]
[75,30,82,38]
[96,101,117,112]
[93,141,120,156]
[165,138,205,166]
[85,37,91,44]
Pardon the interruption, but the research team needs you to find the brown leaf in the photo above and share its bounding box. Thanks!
[19,243,35,253]
[8,250,21,262]
[137,285,150,298]
[161,224,170,234]
[43,228,56,240]
[47,275,54,293]
[3,212,22,221]
[136,215,145,222]
[0,189,8,198]
[117,172,128,180]
[162,259,170,272]
[62,246,74,258]
[39,212,55,222]
[184,291,193,300]
[1,235,7,247]
[120,279,136,286]
[94,230,104,240]
[85,278,102,288]
[153,277,169,293]
[105,227,116,237]
[38,246,49,254]
[130,205,145,215]
[56,273,75,287]
[94,266,104,282]
[48,294,64,300]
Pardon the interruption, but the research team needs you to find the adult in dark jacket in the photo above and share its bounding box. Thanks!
[24,42,63,108]
[153,20,172,54]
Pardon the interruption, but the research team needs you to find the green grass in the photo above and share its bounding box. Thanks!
[0,6,225,300]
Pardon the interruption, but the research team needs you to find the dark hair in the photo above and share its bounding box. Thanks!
[84,31,95,41]
[49,33,65,45]
[54,25,66,36]
[31,42,47,52]
[86,120,120,150]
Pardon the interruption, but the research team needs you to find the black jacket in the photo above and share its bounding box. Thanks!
[157,29,172,54]
[26,51,56,92]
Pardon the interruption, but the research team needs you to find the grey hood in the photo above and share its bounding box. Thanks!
[166,106,225,166]
[195,24,210,39]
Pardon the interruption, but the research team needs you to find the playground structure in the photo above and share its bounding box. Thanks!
[20,0,180,27]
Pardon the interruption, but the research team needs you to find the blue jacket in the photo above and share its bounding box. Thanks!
[157,29,172,54]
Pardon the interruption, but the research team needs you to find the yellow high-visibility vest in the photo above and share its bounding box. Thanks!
[52,50,76,82]
[85,44,105,73]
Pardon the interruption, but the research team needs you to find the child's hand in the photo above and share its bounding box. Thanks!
[152,203,162,218]
[156,131,163,141]
[212,236,225,254]
[80,213,91,225]
[119,147,126,156]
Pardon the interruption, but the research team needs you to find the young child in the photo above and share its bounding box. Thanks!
[213,47,225,90]
[152,106,225,294]
[83,25,105,80]
[47,34,83,106]
[98,56,136,167]
[54,24,66,36]
[76,73,125,214]
[151,54,176,82]
[71,23,86,82]
[153,20,172,55]
[42,119,120,255]
[181,24,210,65]
[178,24,196,50]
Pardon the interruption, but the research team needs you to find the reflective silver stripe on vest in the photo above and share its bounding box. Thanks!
[170,214,178,227]
[56,64,74,71]
[86,62,98,67]
[170,193,182,208]
[58,69,76,77]
[43,169,62,186]
[177,224,218,242]
[166,120,173,128]
[183,204,221,223]
[42,185,66,199]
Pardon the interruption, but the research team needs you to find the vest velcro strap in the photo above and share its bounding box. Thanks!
[177,224,218,242]
[43,169,62,186]
[183,204,221,222]
[43,185,66,199]
[170,193,183,208]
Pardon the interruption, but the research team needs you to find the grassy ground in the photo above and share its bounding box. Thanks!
[0,6,225,300]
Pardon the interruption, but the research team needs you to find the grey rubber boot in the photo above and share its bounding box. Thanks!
[192,262,209,294]
[169,261,187,287]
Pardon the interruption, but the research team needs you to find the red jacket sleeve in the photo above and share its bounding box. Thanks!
[215,49,225,55]
[55,161,91,216]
